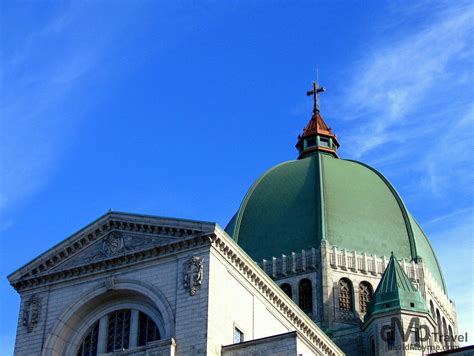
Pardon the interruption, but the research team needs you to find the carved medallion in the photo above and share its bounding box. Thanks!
[102,232,124,256]
[22,294,41,333]
[183,256,204,296]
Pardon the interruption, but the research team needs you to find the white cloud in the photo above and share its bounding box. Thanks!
[339,3,473,159]
[420,105,474,196]
[336,3,474,344]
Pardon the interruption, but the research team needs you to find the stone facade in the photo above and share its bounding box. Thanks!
[258,241,458,356]
[8,212,342,356]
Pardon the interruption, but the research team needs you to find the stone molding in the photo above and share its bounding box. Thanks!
[209,228,344,356]
[8,212,214,289]
[11,232,211,291]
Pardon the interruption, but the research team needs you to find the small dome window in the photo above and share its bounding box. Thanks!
[319,137,330,148]
[306,137,317,148]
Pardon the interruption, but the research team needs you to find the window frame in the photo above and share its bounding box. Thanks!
[359,281,373,314]
[233,324,245,344]
[70,301,164,356]
[338,278,354,312]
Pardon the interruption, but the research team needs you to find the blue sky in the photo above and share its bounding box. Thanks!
[1,0,472,352]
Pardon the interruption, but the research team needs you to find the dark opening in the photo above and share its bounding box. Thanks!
[280,283,292,299]
[306,137,316,147]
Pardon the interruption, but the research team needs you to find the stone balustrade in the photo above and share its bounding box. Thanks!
[258,248,318,278]
[329,246,421,281]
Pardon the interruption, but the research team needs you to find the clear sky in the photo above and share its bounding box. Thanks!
[1,0,473,353]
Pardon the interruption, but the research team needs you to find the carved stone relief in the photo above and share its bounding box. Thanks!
[49,231,179,273]
[22,294,41,333]
[183,256,204,296]
[102,232,124,256]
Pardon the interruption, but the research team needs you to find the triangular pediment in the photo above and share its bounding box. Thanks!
[8,211,216,288]
[49,230,179,272]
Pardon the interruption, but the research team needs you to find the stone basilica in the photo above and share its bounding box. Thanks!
[9,82,459,355]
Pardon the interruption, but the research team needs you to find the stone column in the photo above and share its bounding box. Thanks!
[97,315,108,353]
[291,252,296,274]
[320,240,333,329]
[343,249,348,270]
[129,309,139,348]
[272,257,277,278]
[301,250,307,271]
[282,255,287,276]
[363,252,368,273]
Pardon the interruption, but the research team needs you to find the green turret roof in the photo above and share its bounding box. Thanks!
[366,254,429,317]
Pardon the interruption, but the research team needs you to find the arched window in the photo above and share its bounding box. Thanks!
[436,309,442,342]
[448,325,454,349]
[359,282,373,314]
[138,311,160,346]
[77,309,161,356]
[77,321,99,356]
[430,300,435,319]
[442,318,448,347]
[298,279,313,314]
[339,278,353,311]
[280,283,292,299]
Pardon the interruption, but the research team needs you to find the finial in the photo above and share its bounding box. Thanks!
[306,77,325,113]
[391,251,394,258]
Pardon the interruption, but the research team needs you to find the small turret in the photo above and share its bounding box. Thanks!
[296,81,340,159]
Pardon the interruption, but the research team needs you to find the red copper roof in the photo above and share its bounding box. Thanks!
[302,111,338,142]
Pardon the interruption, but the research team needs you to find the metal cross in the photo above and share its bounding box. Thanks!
[307,81,325,113]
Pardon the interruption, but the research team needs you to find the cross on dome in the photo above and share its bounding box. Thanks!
[296,80,339,159]
[306,81,325,113]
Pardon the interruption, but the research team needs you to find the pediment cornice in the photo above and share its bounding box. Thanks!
[8,212,215,290]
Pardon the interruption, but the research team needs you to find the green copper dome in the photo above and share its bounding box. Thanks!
[225,152,447,294]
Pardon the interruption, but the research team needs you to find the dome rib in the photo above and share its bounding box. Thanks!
[409,215,447,293]
[346,160,418,262]
[226,154,447,294]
